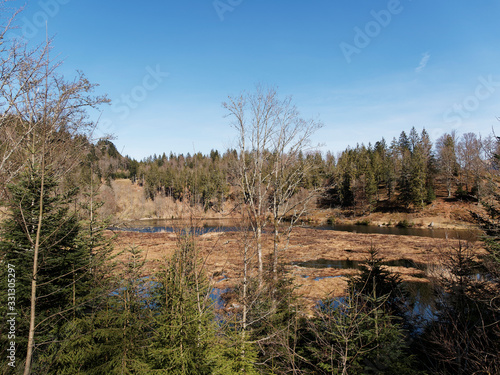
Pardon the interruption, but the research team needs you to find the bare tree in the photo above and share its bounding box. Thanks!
[268,105,322,283]
[457,132,485,200]
[436,131,459,198]
[223,85,322,287]
[0,6,108,373]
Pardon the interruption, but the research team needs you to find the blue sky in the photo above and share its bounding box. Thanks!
[6,0,500,159]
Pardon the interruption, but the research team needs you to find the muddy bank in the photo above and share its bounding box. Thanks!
[110,227,486,308]
[307,198,485,231]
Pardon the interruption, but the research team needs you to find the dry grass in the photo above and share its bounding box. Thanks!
[100,179,238,222]
[109,226,487,310]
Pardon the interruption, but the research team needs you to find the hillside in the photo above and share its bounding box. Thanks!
[102,178,486,230]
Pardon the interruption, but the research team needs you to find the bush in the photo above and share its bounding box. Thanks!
[396,219,413,228]
[355,218,370,226]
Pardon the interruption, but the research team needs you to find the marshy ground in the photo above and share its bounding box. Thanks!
[111,226,486,309]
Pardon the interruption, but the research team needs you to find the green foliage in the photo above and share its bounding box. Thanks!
[396,219,413,228]
[309,289,419,375]
[38,169,118,374]
[137,151,230,212]
[426,185,436,203]
[85,246,153,374]
[148,235,219,374]
[421,242,500,374]
[211,326,259,375]
[248,264,307,374]
[303,248,420,374]
[0,167,91,361]
[349,248,415,336]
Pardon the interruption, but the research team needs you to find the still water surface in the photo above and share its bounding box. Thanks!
[111,219,481,240]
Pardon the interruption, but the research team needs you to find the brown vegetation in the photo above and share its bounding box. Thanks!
[101,179,238,221]
[110,226,486,310]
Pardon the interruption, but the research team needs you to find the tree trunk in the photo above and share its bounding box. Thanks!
[24,167,45,375]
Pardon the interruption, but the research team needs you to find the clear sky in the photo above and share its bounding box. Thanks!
[6,0,500,159]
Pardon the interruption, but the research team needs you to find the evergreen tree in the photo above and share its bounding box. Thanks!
[42,161,118,374]
[245,261,307,374]
[148,234,219,374]
[422,242,499,374]
[309,288,419,375]
[409,144,427,208]
[350,248,408,319]
[0,166,91,371]
[88,246,153,374]
[436,132,459,198]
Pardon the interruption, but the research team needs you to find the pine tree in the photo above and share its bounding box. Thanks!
[148,234,219,374]
[309,287,418,375]
[422,242,499,374]
[0,166,91,370]
[409,144,427,208]
[350,248,407,317]
[245,260,307,374]
[42,161,118,374]
[88,246,153,374]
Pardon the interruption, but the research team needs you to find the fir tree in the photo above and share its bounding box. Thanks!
[148,234,219,374]
[89,246,153,374]
[42,163,118,374]
[0,166,91,371]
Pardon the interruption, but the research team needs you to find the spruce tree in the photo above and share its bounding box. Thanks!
[148,234,219,374]
[43,162,118,374]
[87,246,152,374]
[0,166,91,371]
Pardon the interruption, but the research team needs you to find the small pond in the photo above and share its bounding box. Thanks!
[315,223,481,240]
[292,257,437,320]
[292,258,426,270]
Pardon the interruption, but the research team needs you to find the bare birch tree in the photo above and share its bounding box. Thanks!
[0,6,108,373]
[223,85,322,287]
[457,132,485,200]
[436,131,459,198]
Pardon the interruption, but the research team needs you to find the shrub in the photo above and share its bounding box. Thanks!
[355,218,370,226]
[396,219,413,228]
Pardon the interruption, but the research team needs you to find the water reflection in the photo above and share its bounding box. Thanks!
[315,224,481,240]
[109,219,481,240]
[292,258,426,270]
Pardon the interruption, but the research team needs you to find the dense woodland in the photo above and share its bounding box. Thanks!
[95,126,499,216]
[1,4,500,374]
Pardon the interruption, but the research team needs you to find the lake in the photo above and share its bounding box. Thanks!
[110,219,481,240]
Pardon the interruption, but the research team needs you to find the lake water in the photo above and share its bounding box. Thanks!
[316,223,481,240]
[110,219,481,240]
[292,258,426,270]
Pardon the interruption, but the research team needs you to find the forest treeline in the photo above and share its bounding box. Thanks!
[98,126,498,214]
